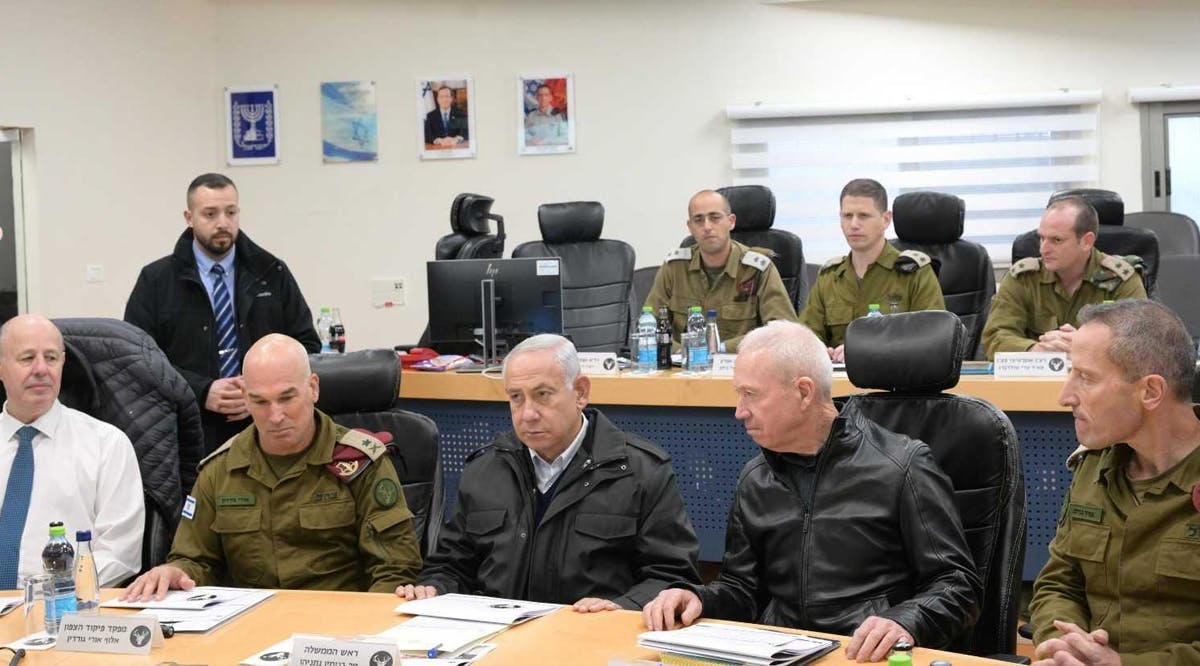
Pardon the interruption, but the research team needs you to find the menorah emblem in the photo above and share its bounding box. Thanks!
[239,103,266,142]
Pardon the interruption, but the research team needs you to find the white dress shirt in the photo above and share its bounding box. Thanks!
[528,414,588,494]
[0,400,145,586]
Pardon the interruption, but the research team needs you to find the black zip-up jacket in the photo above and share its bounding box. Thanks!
[124,229,320,452]
[419,408,701,608]
[692,398,981,648]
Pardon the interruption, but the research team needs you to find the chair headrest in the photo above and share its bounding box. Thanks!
[1049,188,1124,226]
[538,202,604,243]
[844,311,965,393]
[310,349,400,414]
[893,191,965,243]
[716,185,775,231]
[451,193,498,234]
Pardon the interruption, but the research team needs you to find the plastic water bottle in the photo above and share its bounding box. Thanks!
[655,306,673,370]
[74,530,100,614]
[41,522,76,635]
[705,309,721,356]
[685,306,709,373]
[330,307,347,353]
[636,307,657,373]
[316,307,334,353]
[866,303,883,318]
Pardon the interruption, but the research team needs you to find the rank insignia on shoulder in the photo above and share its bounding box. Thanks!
[741,250,772,272]
[327,428,389,483]
[819,256,843,273]
[895,250,931,274]
[1009,257,1042,277]
[1097,254,1136,282]
[665,247,692,262]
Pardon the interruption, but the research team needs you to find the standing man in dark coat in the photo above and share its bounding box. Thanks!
[396,333,700,610]
[125,173,320,453]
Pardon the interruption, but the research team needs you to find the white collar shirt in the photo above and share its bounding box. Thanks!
[528,413,588,494]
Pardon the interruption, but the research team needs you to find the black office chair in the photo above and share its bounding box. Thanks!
[435,193,506,260]
[512,202,636,353]
[310,349,444,557]
[0,318,206,573]
[842,311,1026,658]
[679,185,807,311]
[1154,255,1200,341]
[1125,211,1200,256]
[891,191,995,359]
[1011,189,1159,295]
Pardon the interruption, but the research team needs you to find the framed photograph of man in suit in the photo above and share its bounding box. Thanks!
[417,77,475,160]
[518,74,575,156]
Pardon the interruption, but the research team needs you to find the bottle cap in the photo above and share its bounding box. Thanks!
[76,530,92,542]
[48,522,66,537]
[690,306,702,312]
[321,307,331,313]
[887,654,913,666]
[642,306,653,313]
[707,309,717,317]
[869,303,880,310]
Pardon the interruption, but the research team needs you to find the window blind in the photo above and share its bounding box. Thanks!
[727,93,1102,263]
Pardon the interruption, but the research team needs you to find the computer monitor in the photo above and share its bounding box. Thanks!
[426,257,564,358]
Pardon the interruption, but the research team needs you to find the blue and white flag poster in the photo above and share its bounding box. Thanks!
[225,85,280,166]
[321,81,378,163]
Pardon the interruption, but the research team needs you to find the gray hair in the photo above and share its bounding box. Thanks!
[737,321,832,399]
[1078,299,1194,401]
[502,334,580,386]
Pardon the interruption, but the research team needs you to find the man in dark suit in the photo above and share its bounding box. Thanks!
[423,86,468,147]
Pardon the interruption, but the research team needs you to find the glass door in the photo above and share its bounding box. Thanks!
[1141,101,1200,219]
[0,128,26,324]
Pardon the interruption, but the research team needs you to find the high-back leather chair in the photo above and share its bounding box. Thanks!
[310,349,443,556]
[1154,254,1200,342]
[1125,211,1200,256]
[679,185,807,310]
[512,202,636,353]
[842,311,1026,657]
[1011,188,1159,294]
[891,191,994,359]
[435,193,506,260]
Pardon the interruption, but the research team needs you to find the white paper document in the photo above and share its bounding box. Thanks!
[0,596,21,616]
[102,587,274,633]
[638,622,839,666]
[376,616,507,655]
[394,593,561,625]
[241,635,307,665]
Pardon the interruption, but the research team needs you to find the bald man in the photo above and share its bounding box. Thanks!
[122,334,420,599]
[0,315,144,588]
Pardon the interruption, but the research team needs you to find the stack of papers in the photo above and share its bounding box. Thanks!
[394,593,561,626]
[638,622,839,666]
[101,586,274,633]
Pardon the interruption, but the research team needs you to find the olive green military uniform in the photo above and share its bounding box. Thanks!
[981,249,1146,360]
[168,410,421,592]
[798,243,945,348]
[643,240,796,353]
[1030,437,1200,664]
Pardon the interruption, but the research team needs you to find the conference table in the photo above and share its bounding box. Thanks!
[0,589,1012,664]
[399,369,1078,580]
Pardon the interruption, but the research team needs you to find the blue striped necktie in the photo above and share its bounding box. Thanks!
[211,264,240,378]
[0,425,38,588]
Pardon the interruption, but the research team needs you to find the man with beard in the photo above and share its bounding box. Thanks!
[125,173,320,452]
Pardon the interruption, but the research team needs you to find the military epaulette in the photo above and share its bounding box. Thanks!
[1087,254,1138,291]
[894,250,932,274]
[819,256,843,273]
[741,250,772,272]
[1009,257,1042,277]
[664,247,692,263]
[326,428,388,483]
[198,438,235,470]
[1065,444,1093,470]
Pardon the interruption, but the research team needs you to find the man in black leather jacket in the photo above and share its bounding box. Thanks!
[644,321,980,662]
[397,334,700,610]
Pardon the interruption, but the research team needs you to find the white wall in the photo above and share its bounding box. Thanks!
[7,0,1200,349]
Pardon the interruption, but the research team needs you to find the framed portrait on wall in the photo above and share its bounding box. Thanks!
[518,74,575,155]
[417,77,476,160]
[225,84,280,165]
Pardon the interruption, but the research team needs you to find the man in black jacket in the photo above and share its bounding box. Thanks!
[643,320,980,663]
[396,334,700,610]
[125,173,320,453]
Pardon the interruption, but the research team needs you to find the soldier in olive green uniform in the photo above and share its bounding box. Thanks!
[167,409,421,592]
[643,240,796,353]
[798,242,944,348]
[981,248,1145,360]
[1030,300,1200,664]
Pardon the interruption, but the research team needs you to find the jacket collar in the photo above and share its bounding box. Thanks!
[1093,438,1200,496]
[1038,248,1103,285]
[172,228,277,278]
[761,401,858,476]
[829,242,899,278]
[687,240,747,281]
[496,407,628,465]
[225,408,337,472]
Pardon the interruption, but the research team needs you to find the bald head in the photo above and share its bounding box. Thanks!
[242,334,320,455]
[0,314,67,423]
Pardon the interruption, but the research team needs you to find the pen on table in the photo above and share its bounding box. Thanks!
[426,642,443,658]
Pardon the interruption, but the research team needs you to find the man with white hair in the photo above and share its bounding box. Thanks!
[643,321,979,662]
[397,333,700,610]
